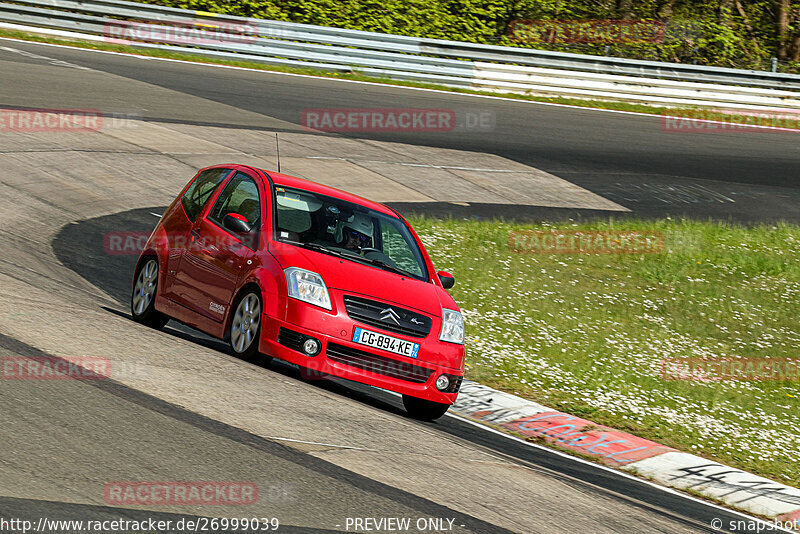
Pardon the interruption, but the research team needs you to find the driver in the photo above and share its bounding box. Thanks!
[338,213,373,252]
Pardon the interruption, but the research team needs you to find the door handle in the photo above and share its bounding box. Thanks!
[191,231,217,254]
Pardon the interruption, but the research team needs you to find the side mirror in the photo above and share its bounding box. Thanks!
[223,213,251,234]
[437,271,455,289]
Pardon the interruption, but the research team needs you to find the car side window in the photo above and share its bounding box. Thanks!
[209,172,261,248]
[381,221,424,277]
[181,168,229,222]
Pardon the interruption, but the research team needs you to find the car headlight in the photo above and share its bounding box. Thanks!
[439,308,464,344]
[285,267,331,310]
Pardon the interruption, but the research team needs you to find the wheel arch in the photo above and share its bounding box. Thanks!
[224,281,264,342]
[133,249,166,294]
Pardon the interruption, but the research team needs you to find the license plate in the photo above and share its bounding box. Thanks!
[352,327,420,359]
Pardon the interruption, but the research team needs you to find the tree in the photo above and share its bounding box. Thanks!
[774,0,800,61]
[616,0,633,19]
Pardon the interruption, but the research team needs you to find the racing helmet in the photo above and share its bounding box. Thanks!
[337,212,373,249]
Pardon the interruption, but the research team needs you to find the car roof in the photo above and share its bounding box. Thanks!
[257,168,399,218]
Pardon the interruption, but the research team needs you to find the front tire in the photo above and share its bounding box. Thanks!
[403,395,450,421]
[131,258,168,329]
[229,290,263,359]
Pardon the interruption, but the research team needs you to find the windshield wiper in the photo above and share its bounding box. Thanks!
[356,256,415,277]
[286,241,349,260]
[283,240,416,277]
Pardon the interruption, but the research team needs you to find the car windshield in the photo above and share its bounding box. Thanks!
[273,185,429,281]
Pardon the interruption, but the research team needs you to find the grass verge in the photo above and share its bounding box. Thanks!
[410,216,800,488]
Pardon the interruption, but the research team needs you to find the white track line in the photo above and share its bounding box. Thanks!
[304,156,526,173]
[0,43,93,70]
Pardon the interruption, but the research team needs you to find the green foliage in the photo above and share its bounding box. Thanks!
[142,0,800,71]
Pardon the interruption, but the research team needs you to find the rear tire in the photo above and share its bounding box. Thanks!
[229,289,263,360]
[131,258,169,329]
[403,395,450,421]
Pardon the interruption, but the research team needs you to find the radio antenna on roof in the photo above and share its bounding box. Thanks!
[275,133,281,173]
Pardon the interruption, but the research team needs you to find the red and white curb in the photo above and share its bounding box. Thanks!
[451,380,800,528]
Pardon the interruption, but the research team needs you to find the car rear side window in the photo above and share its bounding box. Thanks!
[209,172,261,250]
[210,173,261,227]
[181,168,229,222]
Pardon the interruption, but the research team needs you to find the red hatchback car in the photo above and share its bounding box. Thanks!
[131,164,465,420]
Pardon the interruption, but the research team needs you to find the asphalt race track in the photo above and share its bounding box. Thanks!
[0,38,796,534]
[4,39,800,222]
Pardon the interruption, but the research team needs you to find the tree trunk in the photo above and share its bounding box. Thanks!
[734,0,761,56]
[616,0,633,19]
[776,0,790,60]
[791,34,800,62]
[658,0,678,18]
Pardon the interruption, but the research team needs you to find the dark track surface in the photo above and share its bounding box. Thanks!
[0,333,507,534]
[2,38,800,222]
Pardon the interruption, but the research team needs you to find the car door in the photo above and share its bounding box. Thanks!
[173,171,262,321]
[161,167,231,302]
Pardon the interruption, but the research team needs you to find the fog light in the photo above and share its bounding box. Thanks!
[435,374,450,391]
[303,338,320,356]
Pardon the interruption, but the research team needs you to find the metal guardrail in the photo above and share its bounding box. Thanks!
[3,0,800,109]
[7,0,800,90]
[473,62,800,109]
[0,0,478,86]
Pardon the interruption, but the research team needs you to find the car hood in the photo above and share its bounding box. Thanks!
[269,243,455,317]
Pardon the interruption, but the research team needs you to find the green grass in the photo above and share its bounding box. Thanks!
[2,27,798,129]
[410,217,800,487]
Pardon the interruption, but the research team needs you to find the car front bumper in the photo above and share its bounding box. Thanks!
[259,302,464,404]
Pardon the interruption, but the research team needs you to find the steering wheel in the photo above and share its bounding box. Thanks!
[361,248,382,255]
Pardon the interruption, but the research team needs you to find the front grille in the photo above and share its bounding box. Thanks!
[326,342,434,384]
[446,375,463,393]
[343,295,432,338]
[278,327,306,353]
